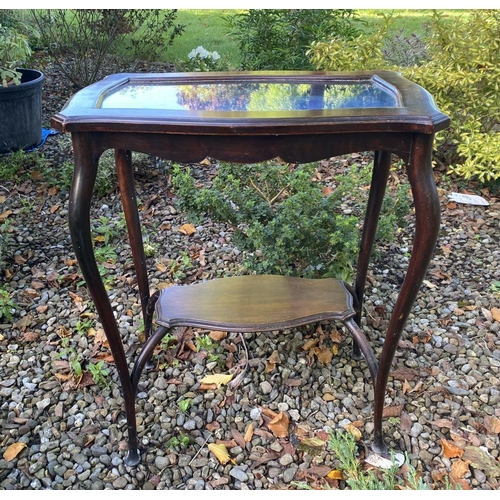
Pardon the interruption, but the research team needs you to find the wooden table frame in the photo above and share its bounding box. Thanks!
[51,70,449,466]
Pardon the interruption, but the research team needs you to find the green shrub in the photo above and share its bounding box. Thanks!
[308,10,500,183]
[31,9,184,88]
[172,160,409,280]
[224,9,364,71]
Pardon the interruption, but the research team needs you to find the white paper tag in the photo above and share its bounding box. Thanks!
[448,192,489,206]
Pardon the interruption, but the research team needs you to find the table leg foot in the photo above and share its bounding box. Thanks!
[124,448,141,467]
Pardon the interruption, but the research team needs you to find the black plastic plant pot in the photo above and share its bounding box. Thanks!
[0,68,45,155]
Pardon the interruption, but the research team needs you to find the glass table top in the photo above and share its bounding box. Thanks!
[100,80,400,111]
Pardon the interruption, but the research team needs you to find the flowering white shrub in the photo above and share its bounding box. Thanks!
[183,45,226,72]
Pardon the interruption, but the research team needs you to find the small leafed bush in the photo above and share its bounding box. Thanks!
[224,9,364,71]
[31,9,185,88]
[308,10,500,183]
[172,160,409,280]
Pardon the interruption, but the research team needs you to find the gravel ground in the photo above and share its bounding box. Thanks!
[1,58,500,491]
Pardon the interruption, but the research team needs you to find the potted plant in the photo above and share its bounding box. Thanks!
[0,12,44,155]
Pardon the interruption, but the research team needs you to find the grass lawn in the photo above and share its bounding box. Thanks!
[168,9,473,69]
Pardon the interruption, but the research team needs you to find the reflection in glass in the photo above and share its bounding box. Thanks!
[101,80,399,111]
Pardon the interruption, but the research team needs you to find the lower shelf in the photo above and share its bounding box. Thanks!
[154,274,356,332]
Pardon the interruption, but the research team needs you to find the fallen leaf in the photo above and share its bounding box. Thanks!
[244,424,254,443]
[198,383,217,391]
[231,428,246,449]
[441,438,464,459]
[314,346,333,364]
[200,373,233,388]
[430,419,455,429]
[3,442,27,461]
[402,379,412,394]
[0,210,13,222]
[13,315,33,331]
[179,223,196,236]
[50,204,60,214]
[491,307,500,323]
[207,443,235,465]
[462,446,500,478]
[305,465,332,477]
[267,411,289,438]
[14,254,27,265]
[382,405,403,418]
[22,331,39,342]
[450,458,471,480]
[297,437,326,456]
[206,422,220,432]
[265,350,281,373]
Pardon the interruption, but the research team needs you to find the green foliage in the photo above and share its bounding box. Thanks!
[176,45,230,72]
[88,361,110,389]
[167,431,191,450]
[327,430,426,490]
[224,9,364,71]
[0,287,15,322]
[31,9,185,88]
[177,398,192,413]
[308,10,500,183]
[0,10,39,86]
[172,160,408,280]
[57,337,83,379]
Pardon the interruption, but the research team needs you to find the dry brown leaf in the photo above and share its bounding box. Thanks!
[3,442,27,461]
[462,446,500,478]
[430,419,454,429]
[179,223,196,236]
[491,307,500,323]
[260,407,279,420]
[244,424,254,443]
[297,436,326,456]
[0,210,13,222]
[209,330,227,341]
[206,422,220,432]
[13,315,32,331]
[200,373,233,388]
[450,458,471,480]
[22,331,39,342]
[303,338,318,351]
[14,254,27,265]
[441,438,464,459]
[314,346,333,364]
[208,443,233,465]
[50,204,60,214]
[402,379,412,394]
[198,383,217,391]
[382,405,403,418]
[267,411,289,438]
[231,428,246,449]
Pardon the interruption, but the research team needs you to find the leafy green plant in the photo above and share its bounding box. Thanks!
[327,430,424,490]
[177,398,192,413]
[0,11,39,86]
[88,361,110,388]
[224,9,364,71]
[31,9,185,88]
[168,250,195,282]
[57,337,83,379]
[172,160,408,280]
[177,45,229,72]
[167,431,191,450]
[0,287,15,322]
[308,10,500,183]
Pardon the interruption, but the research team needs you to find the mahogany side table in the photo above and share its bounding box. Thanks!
[51,70,450,466]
